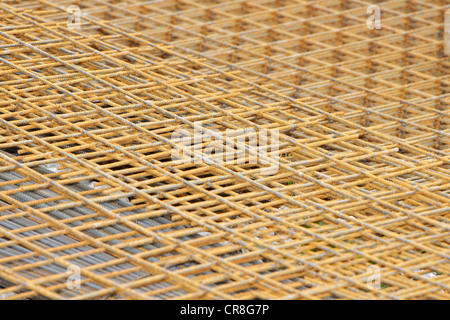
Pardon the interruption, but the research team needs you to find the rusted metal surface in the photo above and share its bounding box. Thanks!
[0,0,448,299]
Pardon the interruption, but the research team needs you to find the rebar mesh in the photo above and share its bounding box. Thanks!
[0,0,448,300]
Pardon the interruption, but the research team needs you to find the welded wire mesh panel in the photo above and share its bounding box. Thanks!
[0,0,448,299]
